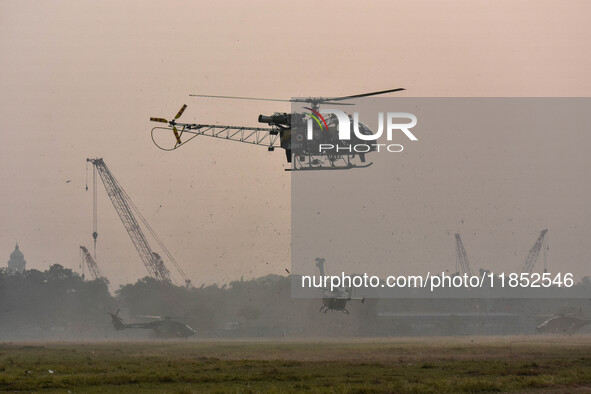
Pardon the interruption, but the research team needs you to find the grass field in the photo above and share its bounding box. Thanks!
[1,337,590,393]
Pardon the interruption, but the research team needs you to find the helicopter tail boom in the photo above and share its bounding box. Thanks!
[108,310,126,330]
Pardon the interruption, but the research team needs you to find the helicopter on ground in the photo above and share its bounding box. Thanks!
[150,88,405,171]
[315,257,365,314]
[536,315,590,335]
[108,310,196,338]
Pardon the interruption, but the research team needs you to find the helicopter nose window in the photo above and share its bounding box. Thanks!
[357,122,373,136]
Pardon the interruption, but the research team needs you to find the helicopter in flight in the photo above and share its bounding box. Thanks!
[108,310,196,338]
[150,88,405,171]
[315,258,365,314]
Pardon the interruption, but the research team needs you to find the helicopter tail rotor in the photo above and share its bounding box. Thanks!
[174,104,187,120]
[150,105,187,146]
[172,126,182,145]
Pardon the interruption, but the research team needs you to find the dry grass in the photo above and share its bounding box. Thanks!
[0,336,590,392]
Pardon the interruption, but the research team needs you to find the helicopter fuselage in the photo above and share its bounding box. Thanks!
[109,312,196,338]
[151,88,408,170]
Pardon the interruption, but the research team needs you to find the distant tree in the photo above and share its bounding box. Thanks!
[0,263,115,340]
[237,305,260,321]
[46,264,77,281]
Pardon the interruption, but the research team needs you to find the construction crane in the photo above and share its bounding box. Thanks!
[521,229,549,274]
[455,233,473,277]
[315,257,326,277]
[80,246,103,280]
[86,158,190,285]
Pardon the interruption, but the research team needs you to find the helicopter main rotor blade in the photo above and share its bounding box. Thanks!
[136,315,187,320]
[191,95,351,105]
[314,101,354,106]
[190,88,405,105]
[150,117,169,123]
[325,88,406,102]
[189,94,293,103]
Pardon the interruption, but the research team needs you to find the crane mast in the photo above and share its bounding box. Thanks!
[87,158,172,283]
[521,229,548,274]
[315,257,326,277]
[455,233,473,277]
[80,246,103,280]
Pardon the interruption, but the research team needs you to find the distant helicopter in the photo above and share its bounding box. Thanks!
[315,258,365,314]
[536,315,591,335]
[108,310,196,338]
[150,88,405,171]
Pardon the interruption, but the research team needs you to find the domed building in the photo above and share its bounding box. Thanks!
[7,243,26,274]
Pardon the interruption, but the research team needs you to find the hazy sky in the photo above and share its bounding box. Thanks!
[1,1,590,288]
[292,98,591,284]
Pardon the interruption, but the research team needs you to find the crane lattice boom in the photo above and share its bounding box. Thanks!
[80,245,103,280]
[455,233,472,277]
[87,158,172,283]
[521,229,548,274]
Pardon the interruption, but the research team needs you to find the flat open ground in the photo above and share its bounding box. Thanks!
[1,336,590,393]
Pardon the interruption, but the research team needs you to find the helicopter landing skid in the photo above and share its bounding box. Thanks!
[286,162,373,172]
